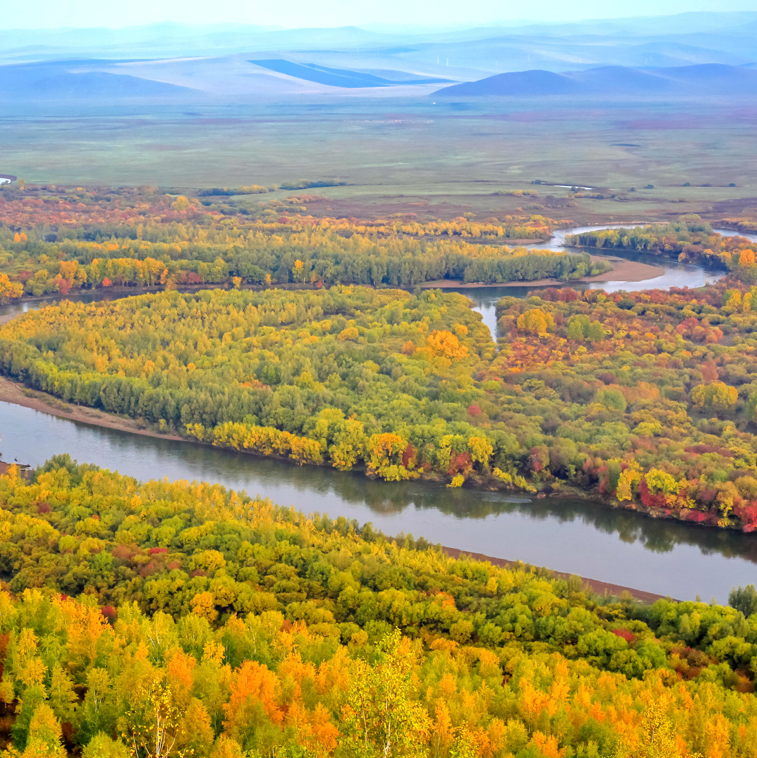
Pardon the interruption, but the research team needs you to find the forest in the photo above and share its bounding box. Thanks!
[0,184,607,299]
[6,281,757,530]
[0,457,756,758]
[567,219,757,282]
[4,181,757,754]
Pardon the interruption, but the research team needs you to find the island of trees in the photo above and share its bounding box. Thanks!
[567,218,757,279]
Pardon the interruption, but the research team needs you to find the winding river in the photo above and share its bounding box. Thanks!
[1,228,756,602]
[455,225,738,336]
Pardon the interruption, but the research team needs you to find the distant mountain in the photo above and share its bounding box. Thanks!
[434,63,757,97]
[2,14,757,104]
[0,61,197,99]
[2,12,757,77]
[431,70,581,96]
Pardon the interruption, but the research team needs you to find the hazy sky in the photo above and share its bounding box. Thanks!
[3,0,756,29]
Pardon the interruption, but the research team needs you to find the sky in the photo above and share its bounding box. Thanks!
[2,0,757,29]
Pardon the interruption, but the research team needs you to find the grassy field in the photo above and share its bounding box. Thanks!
[3,97,757,222]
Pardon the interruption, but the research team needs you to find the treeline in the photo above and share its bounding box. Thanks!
[0,183,593,299]
[2,227,605,298]
[192,180,348,195]
[196,185,269,196]
[567,217,757,281]
[9,284,757,530]
[0,459,756,757]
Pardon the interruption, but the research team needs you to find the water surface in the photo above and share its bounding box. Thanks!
[2,401,756,602]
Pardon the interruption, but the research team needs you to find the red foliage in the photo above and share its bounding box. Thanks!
[36,502,51,514]
[631,436,654,452]
[101,277,112,287]
[558,288,579,302]
[149,547,168,555]
[530,446,549,473]
[140,562,158,578]
[611,628,636,644]
[683,510,717,525]
[100,605,117,622]
[638,479,667,508]
[468,404,482,416]
[401,444,416,468]
[684,445,733,459]
[734,502,757,532]
[176,271,204,285]
[448,452,473,476]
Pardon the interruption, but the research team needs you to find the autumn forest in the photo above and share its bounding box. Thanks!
[3,181,757,757]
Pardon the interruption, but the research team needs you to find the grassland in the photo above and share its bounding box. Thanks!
[3,97,757,224]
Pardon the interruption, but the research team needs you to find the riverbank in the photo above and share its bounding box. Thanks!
[0,369,738,540]
[441,547,673,604]
[0,378,677,604]
[0,375,183,442]
[420,255,665,289]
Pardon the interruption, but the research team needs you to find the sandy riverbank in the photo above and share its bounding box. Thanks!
[420,255,665,289]
[0,375,183,442]
[441,546,673,604]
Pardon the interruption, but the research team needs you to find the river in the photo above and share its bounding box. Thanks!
[1,227,755,602]
[452,225,740,337]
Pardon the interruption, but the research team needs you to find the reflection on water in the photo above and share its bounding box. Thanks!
[2,400,757,602]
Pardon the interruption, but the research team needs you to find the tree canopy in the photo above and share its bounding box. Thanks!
[0,459,755,757]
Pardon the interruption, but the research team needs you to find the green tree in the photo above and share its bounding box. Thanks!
[729,585,757,618]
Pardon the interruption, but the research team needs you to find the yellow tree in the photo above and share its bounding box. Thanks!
[691,381,738,410]
[615,701,700,758]
[517,308,554,335]
[341,631,430,758]
[120,678,186,758]
[22,704,66,758]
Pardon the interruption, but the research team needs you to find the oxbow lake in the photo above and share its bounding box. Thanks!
[1,228,755,602]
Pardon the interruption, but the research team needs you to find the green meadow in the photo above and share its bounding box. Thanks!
[3,97,756,222]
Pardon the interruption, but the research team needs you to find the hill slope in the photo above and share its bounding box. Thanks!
[434,63,757,97]
[0,61,197,99]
